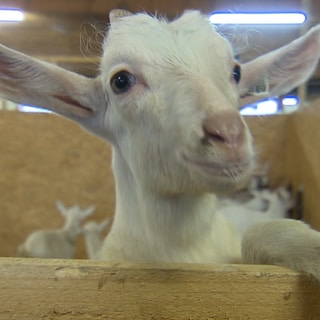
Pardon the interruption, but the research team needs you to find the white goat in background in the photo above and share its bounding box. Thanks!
[18,201,95,258]
[218,187,294,237]
[83,219,109,259]
[1,10,320,279]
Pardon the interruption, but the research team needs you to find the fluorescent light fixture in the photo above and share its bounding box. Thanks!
[210,12,306,25]
[282,96,299,106]
[0,9,24,22]
[240,99,279,116]
[18,105,51,113]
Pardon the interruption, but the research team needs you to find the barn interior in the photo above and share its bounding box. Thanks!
[1,1,320,318]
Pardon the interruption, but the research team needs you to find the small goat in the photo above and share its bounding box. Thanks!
[1,10,320,279]
[83,219,109,259]
[18,201,94,258]
[218,187,293,237]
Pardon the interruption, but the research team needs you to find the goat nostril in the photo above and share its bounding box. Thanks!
[203,128,226,143]
[202,112,244,146]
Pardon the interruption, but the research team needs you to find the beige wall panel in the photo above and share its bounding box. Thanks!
[246,114,289,187]
[285,100,320,230]
[0,111,114,258]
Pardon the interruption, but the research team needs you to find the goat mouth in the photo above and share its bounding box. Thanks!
[182,155,252,179]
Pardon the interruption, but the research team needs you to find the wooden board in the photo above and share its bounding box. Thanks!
[0,258,320,319]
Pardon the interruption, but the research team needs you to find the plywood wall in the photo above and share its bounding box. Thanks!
[247,103,320,231]
[0,111,114,258]
[246,114,289,187]
[285,100,320,230]
[0,107,320,258]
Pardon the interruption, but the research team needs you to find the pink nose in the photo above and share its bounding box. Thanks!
[202,110,245,149]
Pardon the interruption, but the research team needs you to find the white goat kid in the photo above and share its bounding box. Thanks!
[218,187,293,237]
[18,201,94,258]
[83,219,109,259]
[1,10,320,278]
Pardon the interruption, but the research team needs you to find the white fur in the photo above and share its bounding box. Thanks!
[18,201,94,258]
[218,187,293,237]
[1,10,320,279]
[83,219,109,259]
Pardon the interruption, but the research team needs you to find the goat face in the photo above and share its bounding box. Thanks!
[100,11,254,195]
[1,11,319,197]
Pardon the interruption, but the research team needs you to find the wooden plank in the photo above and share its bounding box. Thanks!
[0,258,319,319]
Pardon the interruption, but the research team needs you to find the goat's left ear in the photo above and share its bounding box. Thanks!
[238,25,320,107]
[56,201,67,216]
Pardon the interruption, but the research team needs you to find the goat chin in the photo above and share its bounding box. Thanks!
[1,10,320,280]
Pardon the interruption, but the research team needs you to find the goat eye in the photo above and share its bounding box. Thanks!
[232,64,241,84]
[110,71,136,94]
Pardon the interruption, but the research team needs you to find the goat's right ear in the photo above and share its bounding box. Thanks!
[0,44,104,121]
[238,25,320,107]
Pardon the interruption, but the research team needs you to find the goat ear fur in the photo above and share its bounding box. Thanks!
[0,44,103,120]
[83,206,96,218]
[238,25,320,108]
[56,201,67,216]
[109,9,133,24]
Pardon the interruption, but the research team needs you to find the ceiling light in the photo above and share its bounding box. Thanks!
[18,105,51,113]
[240,99,279,115]
[282,96,299,106]
[0,9,24,22]
[210,12,306,25]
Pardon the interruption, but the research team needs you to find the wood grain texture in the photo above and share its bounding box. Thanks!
[0,258,319,320]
